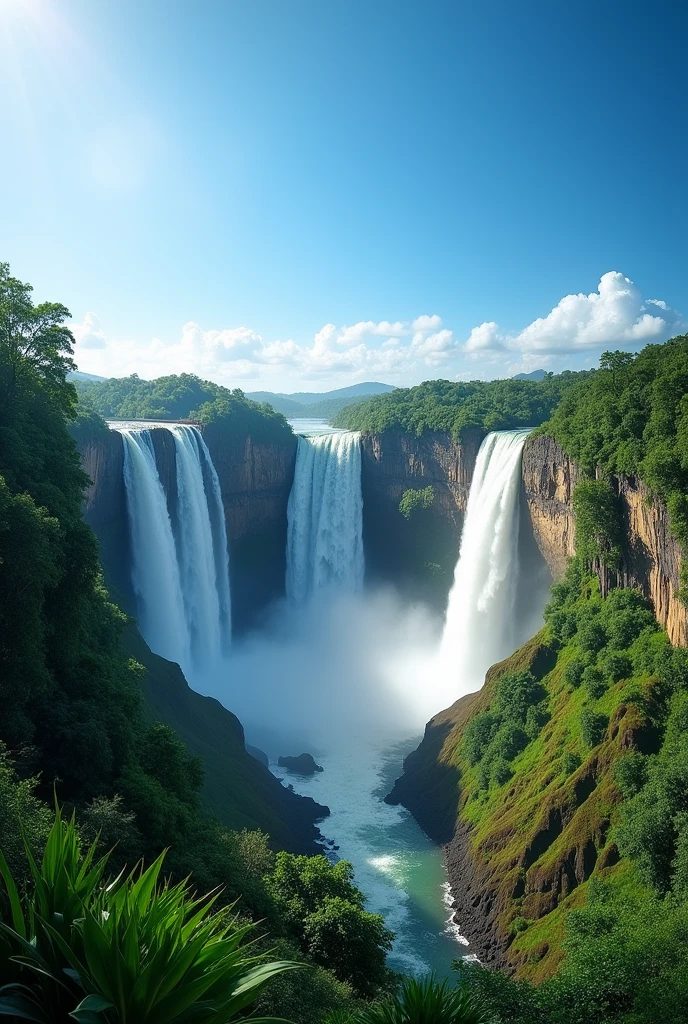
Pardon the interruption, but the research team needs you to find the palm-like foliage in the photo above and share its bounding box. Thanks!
[351,976,494,1024]
[0,809,298,1022]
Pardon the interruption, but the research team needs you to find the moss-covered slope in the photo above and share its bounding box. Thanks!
[389,573,670,980]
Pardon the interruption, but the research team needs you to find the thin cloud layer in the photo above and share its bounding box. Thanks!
[72,272,683,389]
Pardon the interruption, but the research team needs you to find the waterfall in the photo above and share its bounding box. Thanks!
[120,425,231,675]
[121,429,190,668]
[169,425,232,666]
[437,429,531,703]
[286,430,364,604]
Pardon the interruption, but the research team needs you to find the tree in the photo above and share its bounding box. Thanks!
[0,262,76,416]
[266,853,394,996]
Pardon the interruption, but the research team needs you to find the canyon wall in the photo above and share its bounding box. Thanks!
[360,428,482,607]
[77,425,297,632]
[522,435,687,646]
[202,425,297,632]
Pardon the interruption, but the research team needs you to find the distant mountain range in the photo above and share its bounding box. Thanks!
[246,381,395,418]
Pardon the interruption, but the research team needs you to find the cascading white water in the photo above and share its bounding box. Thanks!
[169,425,232,668]
[437,429,532,704]
[286,430,364,604]
[121,429,190,668]
[120,425,231,675]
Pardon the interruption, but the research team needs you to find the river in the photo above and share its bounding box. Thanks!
[270,739,470,978]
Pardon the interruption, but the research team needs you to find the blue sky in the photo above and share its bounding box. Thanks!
[1,0,686,391]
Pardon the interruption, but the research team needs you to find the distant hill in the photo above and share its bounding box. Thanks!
[512,369,547,381]
[69,370,108,382]
[247,381,395,418]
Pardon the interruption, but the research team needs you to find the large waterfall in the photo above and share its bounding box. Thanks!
[121,429,190,667]
[286,430,364,604]
[120,425,231,675]
[169,426,232,665]
[437,429,531,703]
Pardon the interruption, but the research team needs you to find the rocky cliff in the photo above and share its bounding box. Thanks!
[202,425,297,632]
[361,428,482,607]
[522,435,687,646]
[76,426,325,852]
[77,425,297,631]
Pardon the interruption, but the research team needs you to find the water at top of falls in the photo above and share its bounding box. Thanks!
[121,429,191,668]
[437,428,533,706]
[169,425,232,669]
[286,430,364,605]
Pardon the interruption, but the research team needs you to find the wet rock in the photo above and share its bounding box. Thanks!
[278,752,324,775]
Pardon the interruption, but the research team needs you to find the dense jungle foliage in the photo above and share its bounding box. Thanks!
[445,530,688,1023]
[0,264,398,1022]
[540,338,688,597]
[332,372,589,438]
[76,372,293,442]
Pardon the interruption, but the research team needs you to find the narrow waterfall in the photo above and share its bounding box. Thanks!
[438,429,531,703]
[121,429,190,667]
[169,425,232,666]
[286,431,364,604]
[120,425,231,675]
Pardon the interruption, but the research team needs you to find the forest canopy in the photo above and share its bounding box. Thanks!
[76,371,293,441]
[332,372,590,438]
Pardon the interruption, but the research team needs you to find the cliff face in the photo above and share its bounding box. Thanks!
[202,426,297,632]
[361,428,482,607]
[77,426,297,632]
[79,429,132,606]
[617,476,687,646]
[521,435,580,579]
[522,435,687,646]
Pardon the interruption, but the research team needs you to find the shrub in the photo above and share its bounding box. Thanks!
[565,658,585,689]
[399,485,434,519]
[562,752,582,776]
[615,752,648,798]
[606,608,657,650]
[578,618,608,655]
[580,708,608,748]
[490,756,513,786]
[601,650,632,684]
[512,916,530,933]
[525,702,550,740]
[463,713,496,766]
[582,665,607,699]
[266,852,394,996]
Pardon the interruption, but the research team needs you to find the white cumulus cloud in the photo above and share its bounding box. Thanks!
[70,274,682,390]
[464,272,682,357]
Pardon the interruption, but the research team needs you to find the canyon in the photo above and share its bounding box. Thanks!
[77,420,688,975]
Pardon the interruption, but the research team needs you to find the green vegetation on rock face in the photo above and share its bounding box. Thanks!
[541,337,688,597]
[332,373,589,438]
[398,485,434,519]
